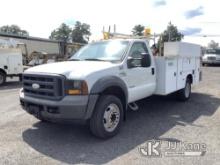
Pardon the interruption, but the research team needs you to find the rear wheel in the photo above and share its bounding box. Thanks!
[0,72,6,86]
[90,95,123,139]
[177,78,191,101]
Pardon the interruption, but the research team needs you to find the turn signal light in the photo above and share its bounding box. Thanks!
[68,89,81,95]
[66,80,88,95]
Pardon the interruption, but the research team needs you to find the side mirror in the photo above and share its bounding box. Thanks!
[127,53,150,68]
[127,56,141,68]
[140,53,148,67]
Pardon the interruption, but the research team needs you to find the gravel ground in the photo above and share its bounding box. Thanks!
[0,66,220,165]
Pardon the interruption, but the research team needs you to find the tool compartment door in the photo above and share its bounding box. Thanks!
[7,53,23,74]
[194,57,201,84]
[155,57,178,95]
[165,57,178,94]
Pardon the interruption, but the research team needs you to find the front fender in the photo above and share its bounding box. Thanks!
[90,76,128,100]
[85,76,129,121]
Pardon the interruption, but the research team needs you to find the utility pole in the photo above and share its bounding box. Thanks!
[168,29,171,41]
[168,21,171,41]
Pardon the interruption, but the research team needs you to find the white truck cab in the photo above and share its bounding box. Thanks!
[202,48,220,66]
[20,39,201,138]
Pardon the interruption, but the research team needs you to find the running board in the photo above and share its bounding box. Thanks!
[128,102,139,111]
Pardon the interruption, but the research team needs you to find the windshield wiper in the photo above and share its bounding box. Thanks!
[84,58,106,61]
[68,58,81,61]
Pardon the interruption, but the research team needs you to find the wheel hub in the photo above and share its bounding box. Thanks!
[110,114,116,122]
[103,103,120,132]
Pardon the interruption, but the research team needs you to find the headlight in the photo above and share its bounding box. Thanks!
[66,80,88,95]
[202,56,207,60]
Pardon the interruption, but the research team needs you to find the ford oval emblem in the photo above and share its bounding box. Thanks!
[32,83,40,89]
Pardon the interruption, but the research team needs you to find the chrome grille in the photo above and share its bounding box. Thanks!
[208,56,216,60]
[23,73,64,100]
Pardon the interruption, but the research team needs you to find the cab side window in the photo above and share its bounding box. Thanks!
[128,42,151,67]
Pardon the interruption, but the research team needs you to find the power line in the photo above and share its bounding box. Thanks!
[185,34,220,37]
[198,21,220,24]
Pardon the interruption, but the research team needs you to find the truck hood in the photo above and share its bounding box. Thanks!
[25,61,117,79]
[203,54,217,57]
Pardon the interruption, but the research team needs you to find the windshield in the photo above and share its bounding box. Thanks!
[206,49,220,55]
[70,40,129,61]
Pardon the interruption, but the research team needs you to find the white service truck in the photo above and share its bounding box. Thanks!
[0,48,23,85]
[20,39,202,138]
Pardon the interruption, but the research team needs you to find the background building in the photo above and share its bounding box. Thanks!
[0,33,84,65]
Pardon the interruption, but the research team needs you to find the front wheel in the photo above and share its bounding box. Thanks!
[89,95,123,139]
[177,78,191,101]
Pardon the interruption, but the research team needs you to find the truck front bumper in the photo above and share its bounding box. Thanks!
[19,89,99,123]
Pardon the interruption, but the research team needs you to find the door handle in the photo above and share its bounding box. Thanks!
[151,68,155,75]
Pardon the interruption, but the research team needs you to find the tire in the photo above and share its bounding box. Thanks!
[36,116,48,122]
[177,78,191,101]
[89,95,123,139]
[36,113,51,123]
[0,72,6,86]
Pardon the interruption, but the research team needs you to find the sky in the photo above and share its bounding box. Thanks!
[0,0,220,46]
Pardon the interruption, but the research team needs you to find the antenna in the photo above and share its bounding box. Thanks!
[108,26,111,33]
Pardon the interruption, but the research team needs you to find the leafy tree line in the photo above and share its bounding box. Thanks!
[0,22,183,45]
[3,22,218,48]
[0,21,91,44]
[49,21,91,44]
[0,25,29,36]
[131,22,184,46]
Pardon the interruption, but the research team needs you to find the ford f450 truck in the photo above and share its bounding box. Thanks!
[20,39,202,138]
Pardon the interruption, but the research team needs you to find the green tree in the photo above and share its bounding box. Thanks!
[132,24,145,36]
[208,40,219,49]
[157,22,184,55]
[72,21,91,44]
[49,23,72,42]
[0,25,29,36]
[159,22,184,43]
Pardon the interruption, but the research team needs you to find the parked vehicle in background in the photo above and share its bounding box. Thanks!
[202,48,220,66]
[20,39,202,139]
[28,51,58,66]
[0,47,23,85]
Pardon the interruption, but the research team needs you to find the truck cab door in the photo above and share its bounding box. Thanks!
[124,41,156,103]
